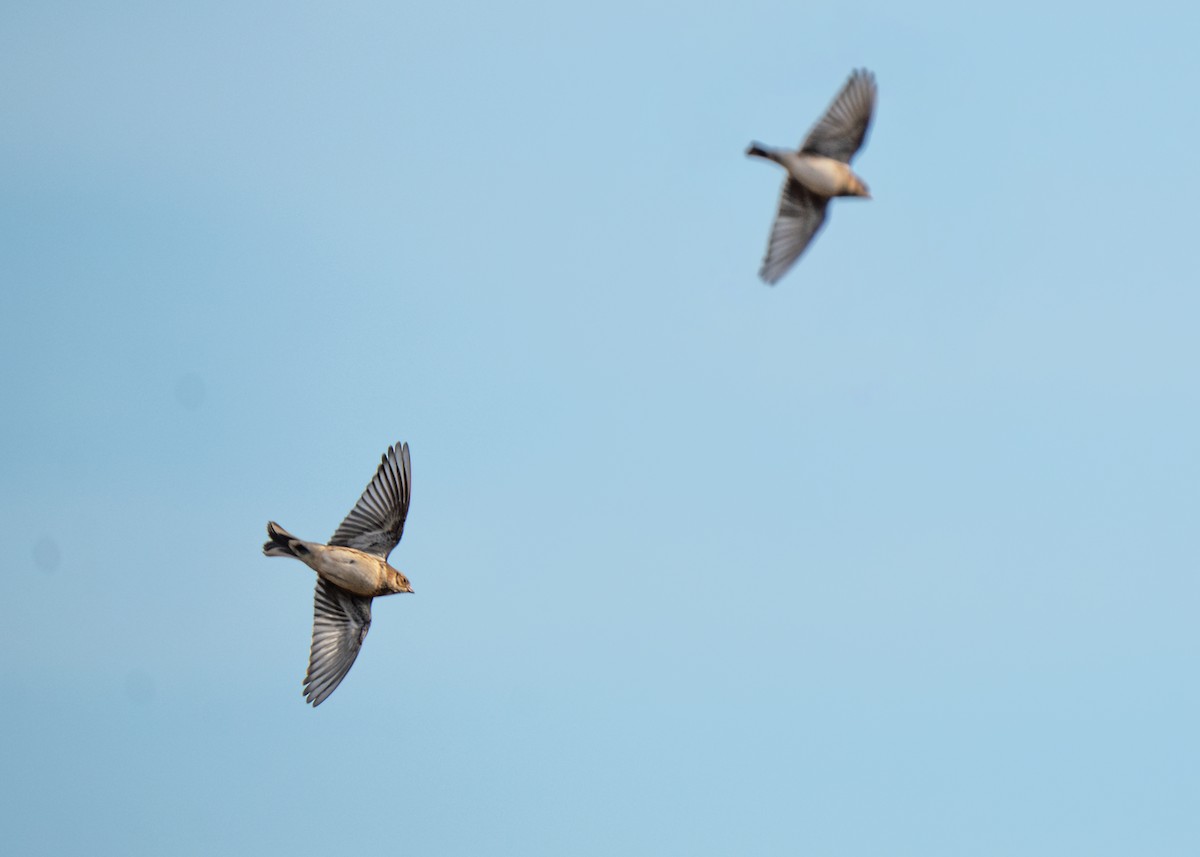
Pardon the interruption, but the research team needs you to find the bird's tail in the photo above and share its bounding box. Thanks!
[263,521,309,558]
[746,141,773,160]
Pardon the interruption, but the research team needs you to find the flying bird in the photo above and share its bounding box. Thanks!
[263,441,414,706]
[747,68,877,284]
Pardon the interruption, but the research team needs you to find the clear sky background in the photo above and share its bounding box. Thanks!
[2,1,1198,854]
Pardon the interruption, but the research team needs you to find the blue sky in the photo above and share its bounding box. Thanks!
[2,1,1198,854]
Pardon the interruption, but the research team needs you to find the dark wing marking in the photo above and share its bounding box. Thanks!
[800,68,877,164]
[328,441,411,560]
[759,179,830,284]
[303,579,373,707]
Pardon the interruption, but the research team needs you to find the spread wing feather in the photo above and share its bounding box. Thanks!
[801,68,877,164]
[759,179,830,284]
[303,579,373,707]
[328,442,411,559]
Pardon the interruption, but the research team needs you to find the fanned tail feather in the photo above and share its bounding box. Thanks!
[746,141,772,159]
[263,521,308,558]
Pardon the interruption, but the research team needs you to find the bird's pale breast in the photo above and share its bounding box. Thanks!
[781,154,853,197]
[307,545,387,596]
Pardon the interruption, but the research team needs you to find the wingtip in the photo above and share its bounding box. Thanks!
[386,440,410,467]
[852,67,877,95]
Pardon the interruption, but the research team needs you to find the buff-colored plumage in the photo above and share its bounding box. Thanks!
[263,441,414,706]
[747,68,877,284]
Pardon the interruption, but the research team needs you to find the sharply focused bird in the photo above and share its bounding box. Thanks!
[747,68,877,284]
[263,441,414,706]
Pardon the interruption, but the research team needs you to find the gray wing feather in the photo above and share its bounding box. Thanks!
[800,68,876,164]
[328,441,411,559]
[759,179,829,284]
[303,579,373,707]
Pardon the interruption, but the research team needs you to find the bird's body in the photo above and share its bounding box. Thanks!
[264,523,410,597]
[747,68,877,284]
[263,441,414,706]
[751,149,869,199]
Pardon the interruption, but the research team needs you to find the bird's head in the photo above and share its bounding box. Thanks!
[389,568,415,594]
[846,174,871,199]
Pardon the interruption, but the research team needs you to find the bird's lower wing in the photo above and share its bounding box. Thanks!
[759,179,829,285]
[303,579,373,707]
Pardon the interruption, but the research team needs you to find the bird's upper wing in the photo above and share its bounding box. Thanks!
[759,178,830,284]
[800,68,876,164]
[328,441,411,559]
[303,578,373,707]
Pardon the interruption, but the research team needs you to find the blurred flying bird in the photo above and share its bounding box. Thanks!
[263,441,414,706]
[747,68,877,284]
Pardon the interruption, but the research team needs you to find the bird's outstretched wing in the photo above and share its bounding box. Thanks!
[328,441,411,559]
[759,179,830,284]
[303,578,373,707]
[801,68,876,164]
